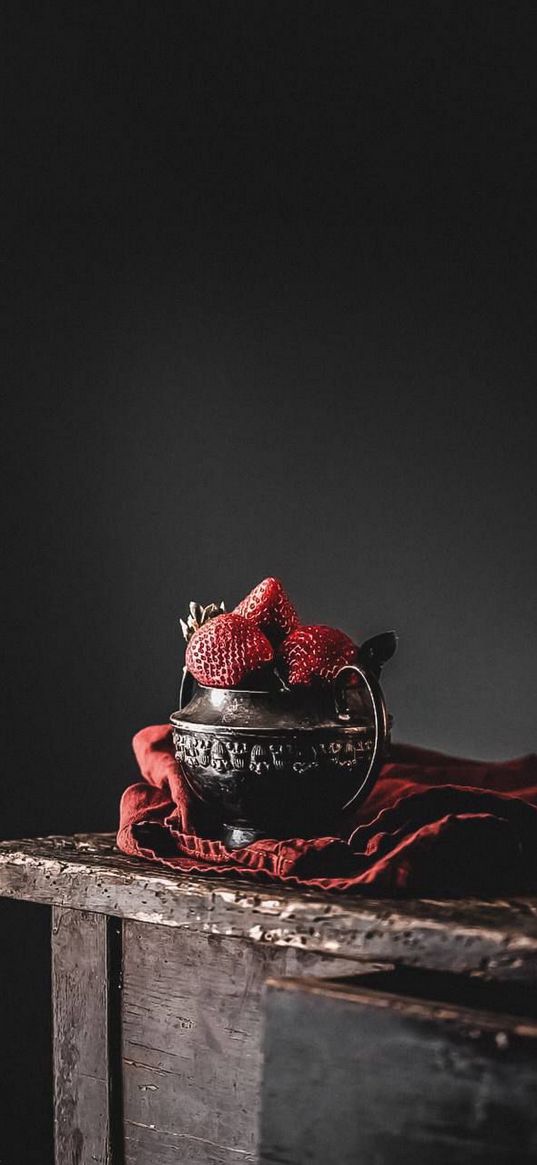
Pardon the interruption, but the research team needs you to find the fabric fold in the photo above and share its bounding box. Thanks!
[117,724,537,895]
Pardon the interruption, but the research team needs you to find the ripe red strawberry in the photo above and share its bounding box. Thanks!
[278,625,358,685]
[185,612,273,688]
[234,577,299,645]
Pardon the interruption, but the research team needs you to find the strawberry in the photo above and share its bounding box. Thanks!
[185,612,274,688]
[234,577,299,645]
[278,625,358,685]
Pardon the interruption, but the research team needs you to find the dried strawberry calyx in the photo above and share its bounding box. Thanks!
[180,600,226,643]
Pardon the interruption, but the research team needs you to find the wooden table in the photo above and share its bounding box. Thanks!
[1,833,537,1164]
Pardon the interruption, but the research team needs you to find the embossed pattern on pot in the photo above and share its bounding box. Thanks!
[173,731,372,778]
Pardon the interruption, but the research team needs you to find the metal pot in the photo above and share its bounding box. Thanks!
[170,632,396,848]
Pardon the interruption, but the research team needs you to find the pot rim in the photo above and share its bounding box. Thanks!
[195,682,288,695]
[170,712,393,735]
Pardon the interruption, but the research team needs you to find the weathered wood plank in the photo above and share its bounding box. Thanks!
[121,922,368,1164]
[2,834,537,980]
[52,907,122,1164]
[260,975,537,1164]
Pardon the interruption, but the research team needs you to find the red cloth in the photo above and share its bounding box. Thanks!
[117,725,537,895]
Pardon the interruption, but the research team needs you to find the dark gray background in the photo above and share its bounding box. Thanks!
[2,4,537,1160]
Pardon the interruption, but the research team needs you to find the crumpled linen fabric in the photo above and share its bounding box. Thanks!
[117,724,537,895]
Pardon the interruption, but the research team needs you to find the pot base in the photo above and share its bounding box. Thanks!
[223,823,265,849]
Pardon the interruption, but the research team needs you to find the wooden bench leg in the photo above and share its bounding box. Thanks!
[51,907,122,1165]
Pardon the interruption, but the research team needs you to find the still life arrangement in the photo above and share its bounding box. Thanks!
[172,577,396,847]
[117,576,537,896]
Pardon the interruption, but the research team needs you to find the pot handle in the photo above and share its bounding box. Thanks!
[179,666,196,711]
[333,663,389,811]
[357,631,397,678]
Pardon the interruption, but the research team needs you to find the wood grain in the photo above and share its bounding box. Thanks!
[121,922,366,1164]
[2,834,537,981]
[52,907,122,1165]
[260,975,537,1164]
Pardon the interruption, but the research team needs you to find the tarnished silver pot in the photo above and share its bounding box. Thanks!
[171,632,396,848]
